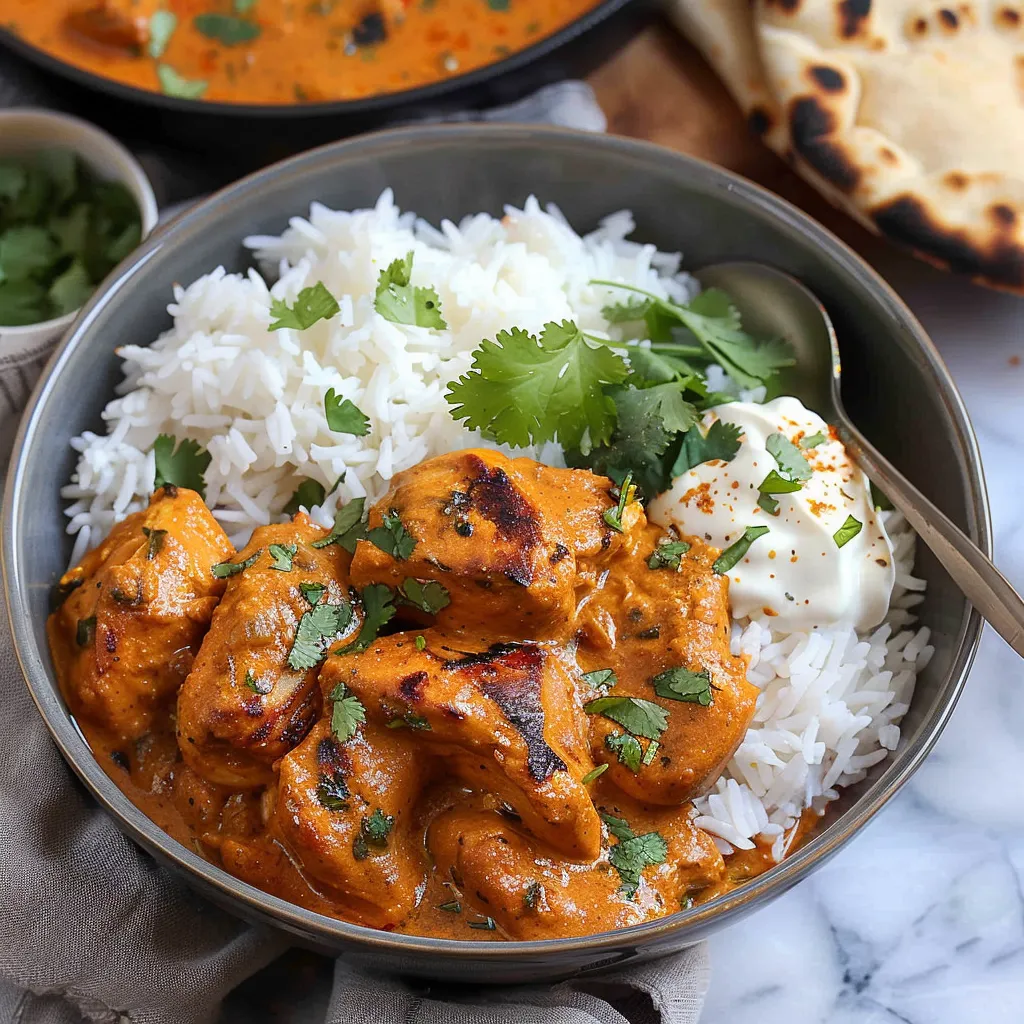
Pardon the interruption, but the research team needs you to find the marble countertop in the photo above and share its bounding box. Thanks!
[702,248,1024,1024]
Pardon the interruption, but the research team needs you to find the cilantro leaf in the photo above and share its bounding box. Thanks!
[398,578,450,615]
[142,527,167,560]
[652,667,713,706]
[582,668,617,691]
[193,12,261,45]
[623,345,699,388]
[152,434,211,497]
[299,581,325,605]
[386,713,431,731]
[269,281,340,331]
[647,539,691,570]
[415,634,427,651]
[584,695,668,740]
[642,739,660,766]
[580,764,609,784]
[766,433,812,482]
[758,493,780,515]
[148,10,177,57]
[212,550,261,578]
[328,681,366,742]
[312,498,368,552]
[833,514,863,548]
[446,320,628,449]
[316,770,350,811]
[599,811,635,841]
[48,260,92,315]
[0,281,47,326]
[801,431,826,449]
[606,730,642,771]
[603,472,636,533]
[608,830,669,897]
[759,469,803,496]
[602,297,652,323]
[0,225,57,283]
[671,420,743,477]
[244,669,273,695]
[367,510,416,560]
[353,808,394,859]
[156,64,208,99]
[523,881,544,909]
[324,389,370,436]
[268,543,297,571]
[712,525,770,574]
[283,478,327,516]
[289,602,353,670]
[374,251,447,329]
[0,163,27,202]
[335,583,397,656]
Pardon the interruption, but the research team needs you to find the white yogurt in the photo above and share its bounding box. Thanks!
[650,396,894,631]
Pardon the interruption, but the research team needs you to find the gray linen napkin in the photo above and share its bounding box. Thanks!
[0,52,711,1024]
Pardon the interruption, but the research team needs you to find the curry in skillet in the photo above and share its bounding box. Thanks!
[6,0,603,105]
[48,448,788,940]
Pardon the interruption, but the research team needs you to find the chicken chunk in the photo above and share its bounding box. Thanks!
[349,448,638,639]
[428,802,725,939]
[273,721,425,928]
[577,526,758,805]
[177,514,360,788]
[48,486,232,742]
[322,634,602,859]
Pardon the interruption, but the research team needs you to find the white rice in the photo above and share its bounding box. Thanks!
[61,191,931,859]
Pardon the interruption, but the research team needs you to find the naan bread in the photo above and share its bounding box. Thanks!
[670,0,1024,291]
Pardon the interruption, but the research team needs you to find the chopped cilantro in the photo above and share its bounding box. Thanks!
[148,10,177,57]
[713,525,770,574]
[367,510,416,560]
[353,808,394,859]
[652,667,713,706]
[415,634,427,651]
[606,730,642,771]
[152,434,211,497]
[299,581,325,605]
[801,431,826,449]
[581,764,609,784]
[603,472,635,533]
[599,812,636,842]
[608,829,669,898]
[334,583,397,656]
[283,478,327,516]
[758,493,780,515]
[833,514,863,548]
[324,388,370,436]
[468,916,497,931]
[386,713,431,731]
[328,681,366,742]
[641,739,660,766]
[75,616,96,647]
[268,543,297,571]
[671,419,743,477]
[244,669,273,695]
[212,550,261,578]
[647,539,691,570]
[312,498,368,552]
[142,527,166,561]
[157,64,207,99]
[766,433,812,482]
[316,770,350,811]
[446,320,628,449]
[523,881,544,909]
[193,13,261,45]
[757,468,803,516]
[582,668,617,691]
[269,281,339,331]
[288,601,353,670]
[398,578,450,615]
[438,899,462,913]
[374,251,447,328]
[584,695,669,740]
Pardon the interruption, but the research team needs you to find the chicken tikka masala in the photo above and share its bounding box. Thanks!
[49,447,791,940]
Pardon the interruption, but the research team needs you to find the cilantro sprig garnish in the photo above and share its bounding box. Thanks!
[647,539,691,571]
[398,578,450,615]
[268,544,297,571]
[584,695,668,740]
[152,434,211,497]
[374,252,447,329]
[712,525,770,574]
[334,583,397,656]
[766,433,812,482]
[582,668,617,691]
[269,281,340,331]
[599,812,668,897]
[289,601,353,670]
[446,320,629,450]
[603,472,636,533]
[328,681,366,743]
[367,510,416,561]
[312,498,368,552]
[606,730,643,771]
[212,549,262,578]
[324,388,370,436]
[652,667,713,706]
[353,808,394,860]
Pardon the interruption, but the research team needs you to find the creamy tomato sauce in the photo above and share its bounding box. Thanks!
[7,0,603,105]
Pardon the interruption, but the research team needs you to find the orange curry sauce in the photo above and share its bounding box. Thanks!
[6,0,603,105]
[47,449,819,941]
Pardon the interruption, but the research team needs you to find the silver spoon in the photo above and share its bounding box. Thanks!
[696,261,1024,658]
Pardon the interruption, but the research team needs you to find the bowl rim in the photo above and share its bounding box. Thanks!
[0,108,159,339]
[0,0,635,119]
[1,122,990,960]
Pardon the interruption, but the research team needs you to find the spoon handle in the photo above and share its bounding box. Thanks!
[839,425,1024,657]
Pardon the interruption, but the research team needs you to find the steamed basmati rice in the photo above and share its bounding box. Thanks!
[60,190,932,859]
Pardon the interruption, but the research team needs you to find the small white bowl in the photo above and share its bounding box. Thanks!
[0,109,159,366]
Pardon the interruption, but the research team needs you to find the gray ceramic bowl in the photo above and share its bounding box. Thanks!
[2,124,988,984]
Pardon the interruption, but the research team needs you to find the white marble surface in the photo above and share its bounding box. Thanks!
[702,247,1024,1024]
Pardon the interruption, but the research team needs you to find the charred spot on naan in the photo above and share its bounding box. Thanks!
[837,0,873,40]
[788,96,862,193]
[873,193,1024,290]
[747,105,775,137]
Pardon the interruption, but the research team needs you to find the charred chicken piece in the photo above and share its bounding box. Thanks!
[48,486,232,743]
[177,514,361,788]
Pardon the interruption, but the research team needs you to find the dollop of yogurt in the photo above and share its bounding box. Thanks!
[650,396,894,631]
